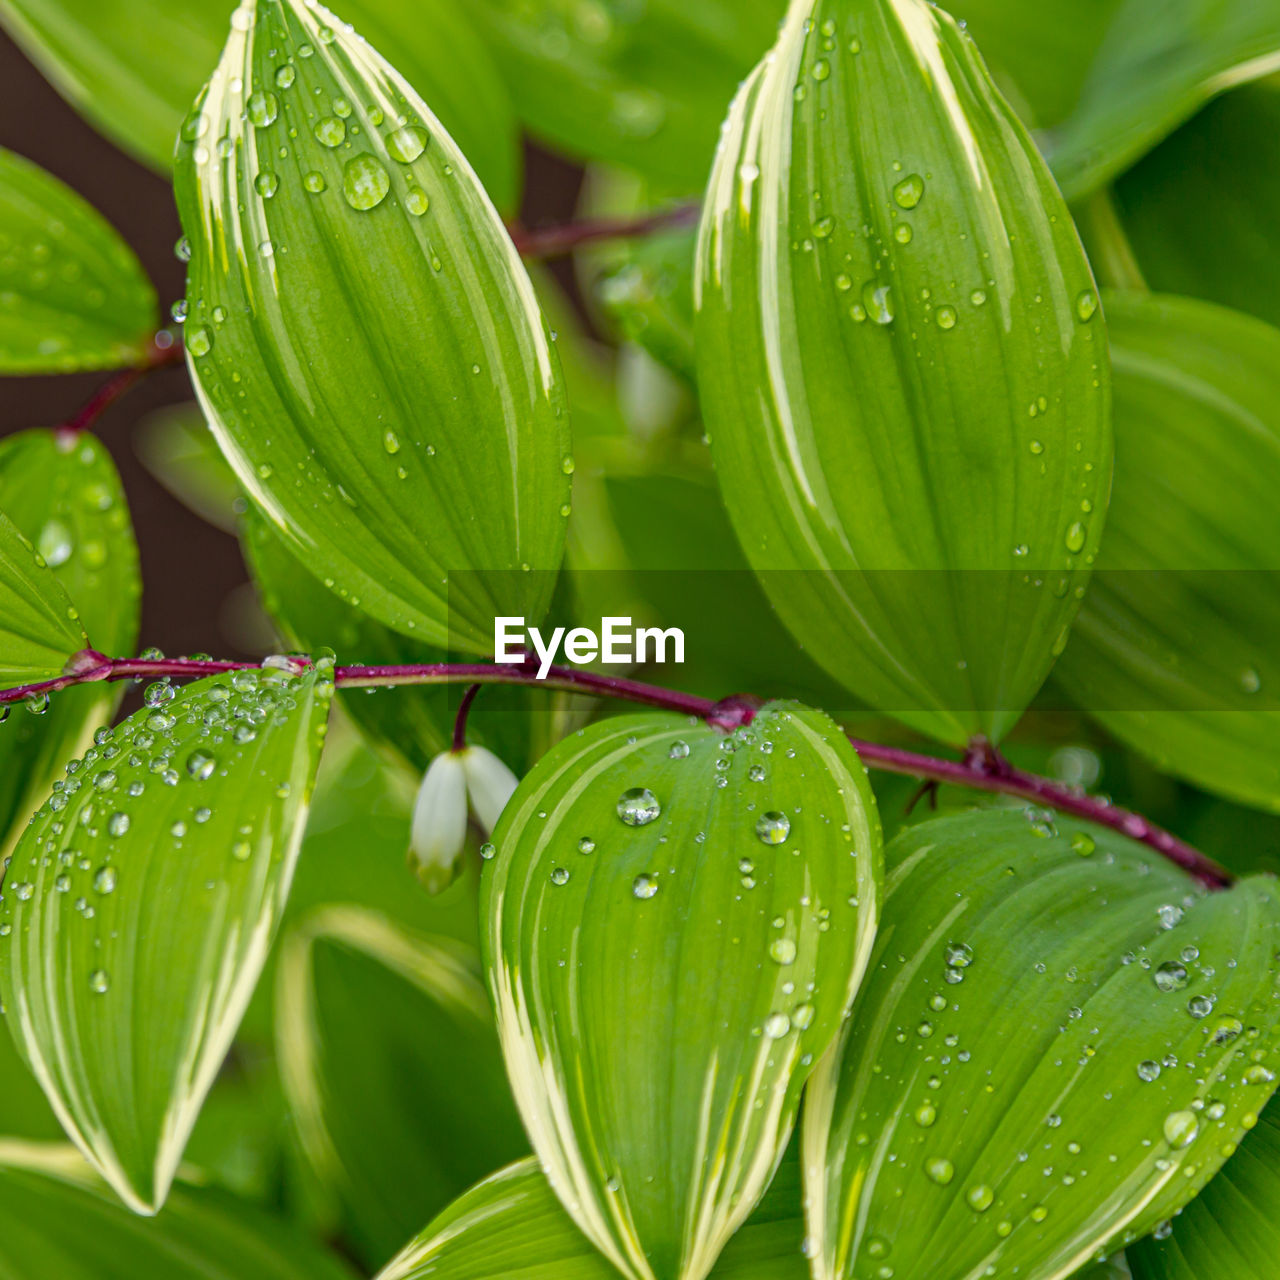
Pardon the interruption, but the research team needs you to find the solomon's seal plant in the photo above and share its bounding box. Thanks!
[0,0,1278,1278]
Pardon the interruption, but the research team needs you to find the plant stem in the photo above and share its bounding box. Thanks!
[510,202,700,259]
[0,651,1232,889]
[55,335,184,444]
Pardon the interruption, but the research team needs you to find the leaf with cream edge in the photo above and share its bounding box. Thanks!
[0,665,333,1215]
[274,906,527,1268]
[1050,0,1280,201]
[377,1148,809,1280]
[482,700,882,1280]
[0,0,520,209]
[174,0,569,653]
[0,430,140,857]
[1128,1104,1280,1280]
[1054,293,1280,814]
[0,147,157,373]
[694,0,1111,748]
[0,510,87,689]
[803,809,1280,1280]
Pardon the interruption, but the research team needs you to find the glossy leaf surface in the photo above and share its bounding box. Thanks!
[695,0,1111,746]
[0,1142,356,1277]
[275,905,527,1268]
[483,701,881,1280]
[1128,1106,1280,1280]
[1051,0,1280,199]
[468,0,780,191]
[0,510,86,688]
[378,1149,808,1280]
[175,0,568,651]
[0,0,519,207]
[0,431,140,855]
[1114,82,1280,331]
[0,666,333,1213]
[1054,293,1280,813]
[805,809,1280,1280]
[0,147,156,372]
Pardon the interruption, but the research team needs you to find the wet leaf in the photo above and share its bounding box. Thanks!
[0,0,519,207]
[1050,0,1280,199]
[1128,1104,1280,1279]
[482,701,882,1280]
[274,905,527,1269]
[0,431,140,856]
[694,0,1110,747]
[804,809,1280,1280]
[0,510,87,689]
[175,0,568,652]
[0,1141,356,1277]
[1113,82,1280,332]
[0,147,156,373]
[1054,292,1280,813]
[467,0,781,192]
[0,665,333,1214]
[378,1147,808,1280]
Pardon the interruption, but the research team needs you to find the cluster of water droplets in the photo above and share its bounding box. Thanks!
[837,822,1280,1277]
[0,655,332,998]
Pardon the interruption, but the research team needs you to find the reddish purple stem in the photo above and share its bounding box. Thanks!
[509,202,700,259]
[1,651,1232,890]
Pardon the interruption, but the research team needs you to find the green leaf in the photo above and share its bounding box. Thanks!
[134,403,241,535]
[0,665,334,1214]
[1128,1105,1280,1279]
[0,430,140,855]
[0,1141,356,1277]
[1053,292,1280,813]
[804,809,1280,1280]
[945,0,1122,129]
[275,905,527,1269]
[467,0,781,192]
[0,148,156,373]
[0,511,87,689]
[175,0,569,653]
[0,0,520,209]
[378,1148,809,1280]
[482,701,882,1280]
[1050,0,1280,199]
[1113,82,1280,331]
[694,0,1111,747]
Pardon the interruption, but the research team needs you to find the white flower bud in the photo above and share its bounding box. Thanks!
[409,751,468,894]
[460,745,519,835]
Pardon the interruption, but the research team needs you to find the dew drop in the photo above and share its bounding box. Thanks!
[246,91,278,127]
[862,281,894,326]
[89,969,110,995]
[1163,1110,1199,1149]
[617,787,660,826]
[893,174,924,209]
[314,116,347,147]
[763,1012,791,1038]
[387,125,428,163]
[632,873,658,900]
[770,937,797,966]
[186,749,216,781]
[925,1158,954,1185]
[1076,290,1098,322]
[343,154,390,211]
[755,811,791,845]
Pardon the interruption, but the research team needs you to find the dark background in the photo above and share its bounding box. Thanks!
[0,30,583,662]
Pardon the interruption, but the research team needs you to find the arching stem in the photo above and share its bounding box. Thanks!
[0,650,1232,889]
